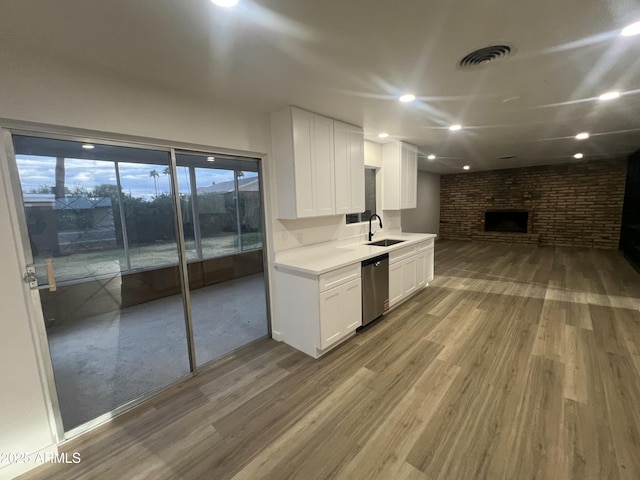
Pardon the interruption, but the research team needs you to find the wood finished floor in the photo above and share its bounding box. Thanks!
[19,240,640,480]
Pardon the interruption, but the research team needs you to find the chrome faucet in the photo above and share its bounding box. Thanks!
[368,214,383,241]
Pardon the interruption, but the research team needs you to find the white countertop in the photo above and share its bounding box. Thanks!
[274,232,437,275]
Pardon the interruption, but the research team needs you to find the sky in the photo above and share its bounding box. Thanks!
[16,155,248,200]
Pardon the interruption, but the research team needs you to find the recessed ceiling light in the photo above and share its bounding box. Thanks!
[207,156,216,162]
[210,0,239,7]
[82,144,95,150]
[399,94,416,103]
[378,132,389,138]
[599,91,621,101]
[621,21,640,37]
[463,165,470,170]
[573,153,584,159]
[427,154,436,160]
[449,124,462,131]
[575,132,590,140]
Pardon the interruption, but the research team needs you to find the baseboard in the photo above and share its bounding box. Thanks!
[271,330,283,342]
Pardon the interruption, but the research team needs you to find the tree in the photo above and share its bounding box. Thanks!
[149,169,159,197]
[54,157,65,199]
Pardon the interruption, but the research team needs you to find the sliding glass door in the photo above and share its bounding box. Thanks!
[175,152,268,366]
[8,133,269,435]
[11,135,191,431]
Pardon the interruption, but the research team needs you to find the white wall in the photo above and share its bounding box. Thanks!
[401,171,440,235]
[0,51,271,153]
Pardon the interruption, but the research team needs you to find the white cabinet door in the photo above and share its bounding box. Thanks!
[416,251,426,288]
[313,115,336,217]
[334,121,364,215]
[401,143,417,209]
[319,286,344,349]
[383,141,417,210]
[291,108,316,217]
[319,278,361,350]
[342,278,362,331]
[333,121,351,215]
[425,248,434,284]
[349,126,365,213]
[402,256,417,297]
[389,261,403,307]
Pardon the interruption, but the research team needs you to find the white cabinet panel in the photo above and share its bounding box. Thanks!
[314,114,336,216]
[389,261,403,307]
[334,121,365,215]
[291,108,316,218]
[319,287,344,349]
[342,278,363,331]
[334,121,351,215]
[402,145,417,209]
[402,256,417,297]
[382,141,418,210]
[319,278,361,350]
[349,126,365,213]
[416,251,426,288]
[425,248,434,283]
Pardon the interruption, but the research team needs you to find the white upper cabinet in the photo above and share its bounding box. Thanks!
[272,106,365,219]
[382,141,418,210]
[272,107,335,219]
[334,120,365,215]
[313,114,337,217]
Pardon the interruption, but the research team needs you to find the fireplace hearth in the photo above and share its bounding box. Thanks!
[484,210,528,233]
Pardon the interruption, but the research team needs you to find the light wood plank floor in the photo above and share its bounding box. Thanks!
[19,240,640,480]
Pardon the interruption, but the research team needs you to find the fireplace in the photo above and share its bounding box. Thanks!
[484,210,528,233]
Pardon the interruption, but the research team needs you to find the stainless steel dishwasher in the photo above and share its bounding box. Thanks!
[361,253,389,327]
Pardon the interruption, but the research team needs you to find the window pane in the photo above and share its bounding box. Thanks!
[195,168,239,258]
[174,166,198,261]
[16,154,125,283]
[238,171,262,250]
[346,168,377,224]
[118,162,178,270]
[364,168,377,219]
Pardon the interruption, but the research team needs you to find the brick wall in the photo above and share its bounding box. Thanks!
[439,159,627,249]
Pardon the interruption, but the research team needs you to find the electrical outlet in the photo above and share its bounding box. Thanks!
[297,233,303,243]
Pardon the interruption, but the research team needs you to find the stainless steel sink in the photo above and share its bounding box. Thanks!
[367,239,406,247]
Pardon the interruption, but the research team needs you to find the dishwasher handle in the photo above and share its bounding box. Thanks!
[361,253,389,267]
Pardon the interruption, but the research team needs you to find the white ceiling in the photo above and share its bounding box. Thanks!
[2,0,640,173]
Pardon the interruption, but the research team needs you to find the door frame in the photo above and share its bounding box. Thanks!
[0,127,64,442]
[0,121,273,441]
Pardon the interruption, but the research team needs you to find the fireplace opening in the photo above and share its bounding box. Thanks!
[485,210,528,233]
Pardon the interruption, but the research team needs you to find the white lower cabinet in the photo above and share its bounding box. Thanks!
[277,263,362,358]
[276,238,435,358]
[389,240,435,308]
[320,278,361,350]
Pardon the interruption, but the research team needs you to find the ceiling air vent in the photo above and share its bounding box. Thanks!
[458,45,512,69]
